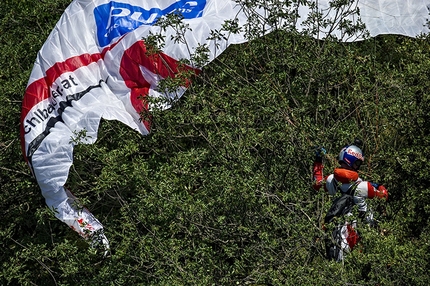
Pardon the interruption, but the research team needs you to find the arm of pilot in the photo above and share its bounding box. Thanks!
[355,181,388,218]
[312,148,326,191]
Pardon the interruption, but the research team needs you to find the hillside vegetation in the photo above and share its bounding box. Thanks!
[1,0,429,285]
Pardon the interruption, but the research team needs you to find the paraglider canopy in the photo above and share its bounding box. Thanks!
[20,0,430,248]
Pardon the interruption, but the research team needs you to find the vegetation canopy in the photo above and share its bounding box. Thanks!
[1,0,429,285]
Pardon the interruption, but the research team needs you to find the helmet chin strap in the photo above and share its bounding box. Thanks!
[352,160,362,171]
[340,161,359,172]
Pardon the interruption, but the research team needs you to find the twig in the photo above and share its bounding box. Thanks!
[10,237,58,286]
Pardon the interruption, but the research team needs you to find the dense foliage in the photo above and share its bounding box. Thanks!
[1,0,429,285]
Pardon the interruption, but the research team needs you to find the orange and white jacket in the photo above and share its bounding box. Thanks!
[312,161,387,212]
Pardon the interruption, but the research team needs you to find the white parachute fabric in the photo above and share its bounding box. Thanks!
[21,0,430,248]
[295,0,430,41]
[358,0,430,38]
[21,0,249,248]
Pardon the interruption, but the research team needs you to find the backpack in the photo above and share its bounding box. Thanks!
[324,181,358,224]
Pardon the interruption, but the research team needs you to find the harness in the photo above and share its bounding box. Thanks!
[336,178,359,196]
[324,179,359,224]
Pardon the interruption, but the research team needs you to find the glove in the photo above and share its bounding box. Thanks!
[314,146,326,162]
[376,185,388,200]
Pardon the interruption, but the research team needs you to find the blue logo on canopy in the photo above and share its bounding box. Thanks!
[95,0,206,47]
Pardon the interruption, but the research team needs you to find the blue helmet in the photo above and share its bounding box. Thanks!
[338,145,364,170]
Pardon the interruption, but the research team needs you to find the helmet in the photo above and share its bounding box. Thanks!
[338,145,364,170]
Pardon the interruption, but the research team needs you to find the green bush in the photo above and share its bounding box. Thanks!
[1,0,430,285]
